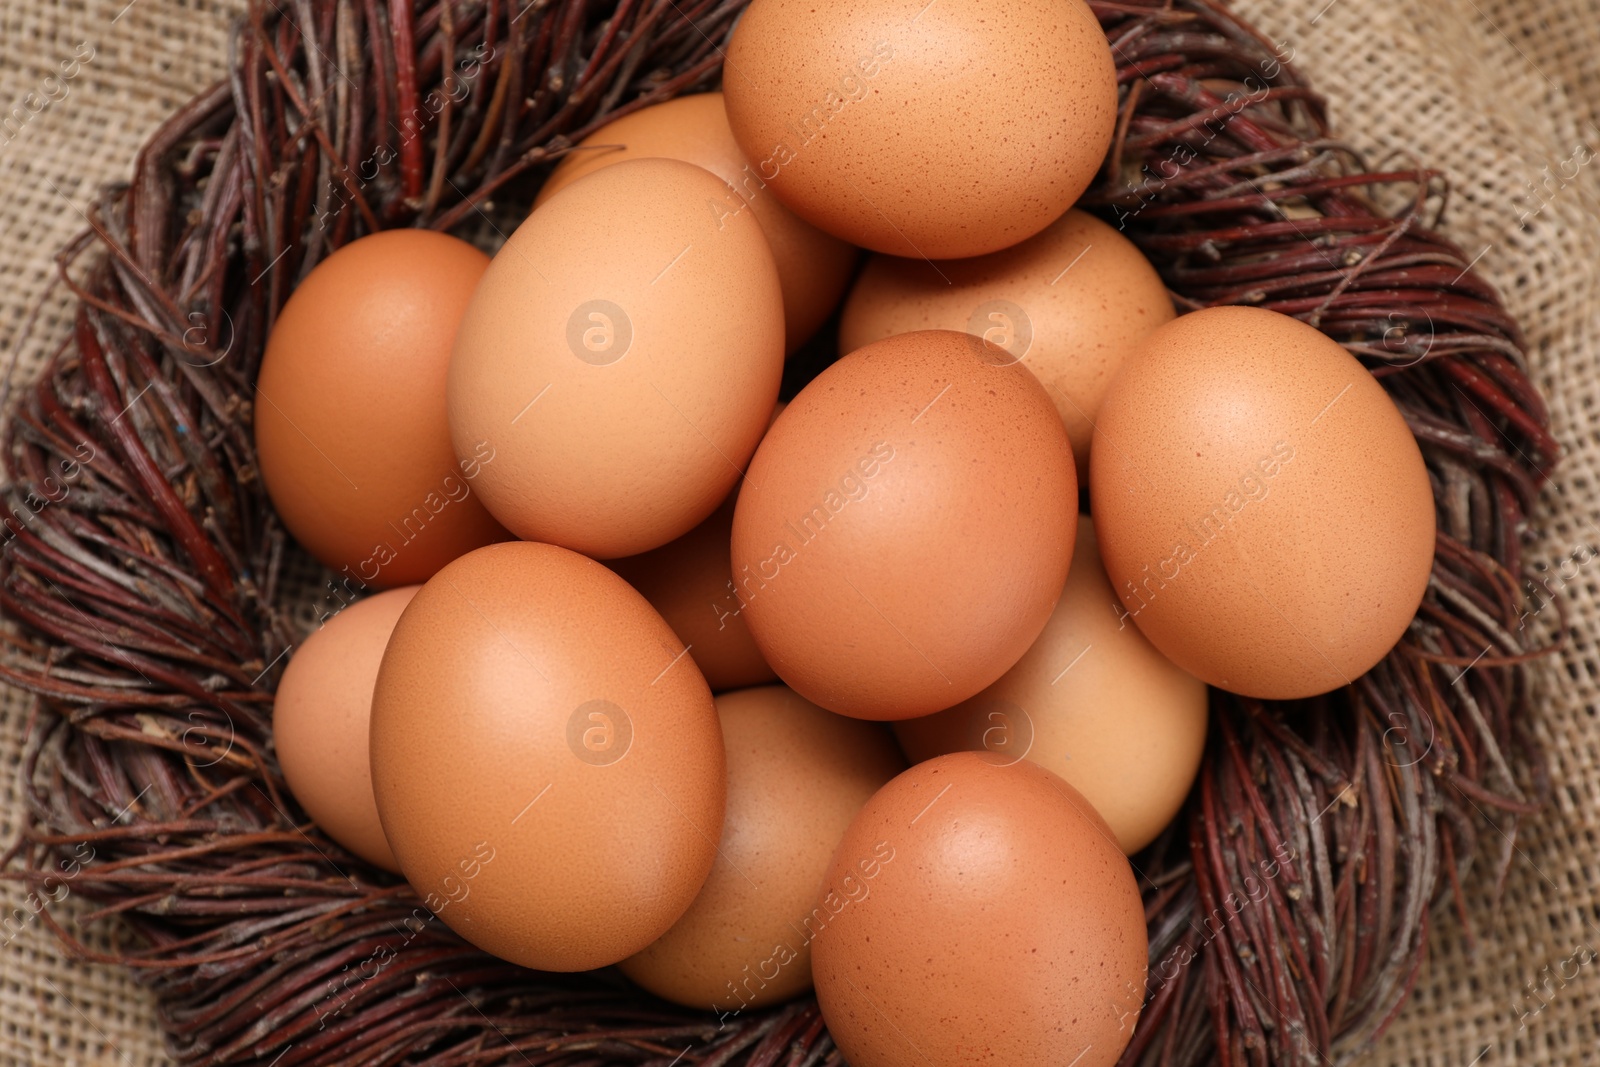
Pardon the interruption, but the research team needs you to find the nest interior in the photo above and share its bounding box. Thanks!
[0,1,1561,1065]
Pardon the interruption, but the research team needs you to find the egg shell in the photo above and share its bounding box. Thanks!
[1090,305,1436,699]
[254,230,509,587]
[608,496,775,692]
[369,541,726,972]
[537,93,857,354]
[273,586,417,872]
[722,0,1116,259]
[839,210,1175,482]
[731,330,1077,720]
[811,751,1147,1067]
[895,516,1208,853]
[448,158,785,558]
[619,685,904,1009]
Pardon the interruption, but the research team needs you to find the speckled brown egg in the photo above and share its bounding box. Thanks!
[608,496,776,693]
[895,516,1208,853]
[449,158,785,558]
[369,541,725,972]
[619,685,904,1009]
[723,0,1116,259]
[730,330,1077,720]
[811,751,1147,1067]
[274,586,418,872]
[537,93,857,354]
[255,230,509,588]
[839,210,1175,482]
[1090,305,1436,699]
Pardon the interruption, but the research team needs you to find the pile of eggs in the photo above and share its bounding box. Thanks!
[258,0,1436,1063]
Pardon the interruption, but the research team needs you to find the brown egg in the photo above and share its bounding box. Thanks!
[619,685,904,1010]
[723,0,1116,259]
[608,497,775,692]
[449,158,785,558]
[608,402,787,692]
[369,541,725,972]
[254,231,508,588]
[537,93,857,354]
[1091,306,1436,699]
[839,210,1175,482]
[273,586,416,872]
[811,752,1147,1067]
[895,517,1207,853]
[730,331,1077,720]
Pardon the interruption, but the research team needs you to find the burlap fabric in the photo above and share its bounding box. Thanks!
[1,0,1596,1063]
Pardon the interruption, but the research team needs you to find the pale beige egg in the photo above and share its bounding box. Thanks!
[896,516,1208,853]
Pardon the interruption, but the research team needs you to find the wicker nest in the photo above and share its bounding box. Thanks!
[0,0,1560,1064]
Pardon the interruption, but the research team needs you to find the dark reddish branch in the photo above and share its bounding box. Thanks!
[390,0,426,202]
